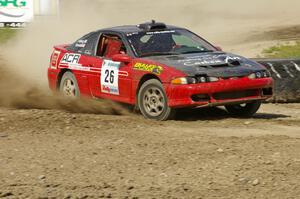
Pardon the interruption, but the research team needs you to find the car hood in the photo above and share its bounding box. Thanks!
[145,52,265,77]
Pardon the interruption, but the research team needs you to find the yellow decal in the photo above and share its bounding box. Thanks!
[133,62,163,75]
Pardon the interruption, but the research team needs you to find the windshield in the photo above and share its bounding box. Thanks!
[126,29,216,57]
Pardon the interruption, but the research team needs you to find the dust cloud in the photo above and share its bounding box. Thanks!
[0,58,127,114]
[0,0,299,112]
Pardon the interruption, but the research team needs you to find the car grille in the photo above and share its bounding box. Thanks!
[213,89,259,100]
[191,94,210,102]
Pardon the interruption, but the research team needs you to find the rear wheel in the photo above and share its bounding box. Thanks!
[225,101,261,117]
[138,79,175,120]
[59,71,80,98]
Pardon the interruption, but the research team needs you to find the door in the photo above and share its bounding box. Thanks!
[89,34,132,103]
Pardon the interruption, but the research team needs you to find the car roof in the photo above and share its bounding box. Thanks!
[98,23,182,35]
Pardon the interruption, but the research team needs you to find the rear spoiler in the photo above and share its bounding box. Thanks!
[53,44,70,51]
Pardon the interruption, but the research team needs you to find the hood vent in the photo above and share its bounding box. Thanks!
[228,60,241,66]
[198,60,241,68]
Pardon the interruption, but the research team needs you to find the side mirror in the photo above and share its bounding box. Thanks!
[215,46,223,51]
[112,54,132,63]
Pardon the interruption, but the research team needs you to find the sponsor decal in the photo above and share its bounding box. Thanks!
[133,62,163,75]
[178,55,241,66]
[101,60,120,95]
[57,56,127,76]
[0,0,26,7]
[61,53,81,64]
[225,56,240,64]
[146,30,175,35]
[126,32,139,36]
[68,65,91,72]
[0,0,33,23]
[50,50,60,69]
[59,53,90,71]
[75,39,87,48]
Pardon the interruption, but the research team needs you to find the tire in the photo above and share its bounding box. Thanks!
[225,101,262,117]
[138,79,175,120]
[59,71,80,98]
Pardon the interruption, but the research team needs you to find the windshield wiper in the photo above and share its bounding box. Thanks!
[182,50,214,54]
[140,52,180,57]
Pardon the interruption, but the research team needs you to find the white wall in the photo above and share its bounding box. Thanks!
[34,0,59,16]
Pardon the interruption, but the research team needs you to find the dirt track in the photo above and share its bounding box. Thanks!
[0,104,299,198]
[1,1,300,198]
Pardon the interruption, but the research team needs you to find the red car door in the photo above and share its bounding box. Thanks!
[89,35,132,104]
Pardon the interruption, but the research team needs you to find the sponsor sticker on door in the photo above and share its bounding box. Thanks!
[101,60,120,95]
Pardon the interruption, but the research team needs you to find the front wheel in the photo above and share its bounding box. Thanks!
[138,79,175,120]
[225,101,262,117]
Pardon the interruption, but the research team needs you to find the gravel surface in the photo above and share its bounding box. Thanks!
[0,104,299,198]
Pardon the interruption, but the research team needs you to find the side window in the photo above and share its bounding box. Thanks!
[96,34,127,57]
[68,32,100,56]
[82,33,100,56]
[69,34,90,53]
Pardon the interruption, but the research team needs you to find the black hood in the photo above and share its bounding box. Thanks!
[145,52,265,78]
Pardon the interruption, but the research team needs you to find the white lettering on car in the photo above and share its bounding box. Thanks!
[58,55,128,79]
[75,39,88,48]
[179,55,242,66]
[61,53,81,64]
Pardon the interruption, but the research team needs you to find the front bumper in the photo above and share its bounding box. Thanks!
[166,77,273,108]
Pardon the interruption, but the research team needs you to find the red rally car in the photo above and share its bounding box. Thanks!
[48,21,273,120]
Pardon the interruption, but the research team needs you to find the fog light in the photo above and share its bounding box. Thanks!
[255,71,262,78]
[199,76,207,83]
[262,70,271,77]
[249,70,271,79]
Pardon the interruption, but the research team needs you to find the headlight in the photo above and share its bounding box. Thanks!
[171,76,220,85]
[197,76,219,83]
[208,77,219,82]
[248,70,271,79]
[171,77,196,85]
[248,73,256,79]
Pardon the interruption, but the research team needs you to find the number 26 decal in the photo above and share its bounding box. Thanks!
[101,60,120,95]
[104,69,115,84]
